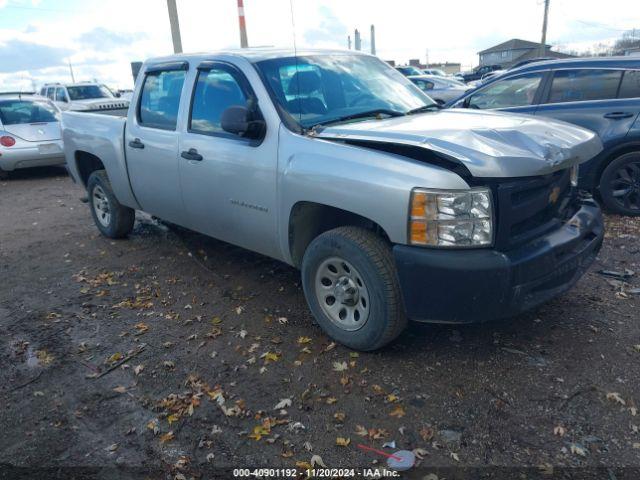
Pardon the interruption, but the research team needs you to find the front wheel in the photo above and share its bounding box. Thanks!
[301,226,407,351]
[87,170,135,238]
[599,151,640,216]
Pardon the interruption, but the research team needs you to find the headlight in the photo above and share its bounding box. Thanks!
[570,165,579,187]
[409,188,494,247]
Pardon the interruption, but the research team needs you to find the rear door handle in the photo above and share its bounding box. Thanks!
[181,148,203,161]
[603,111,634,119]
[128,138,145,149]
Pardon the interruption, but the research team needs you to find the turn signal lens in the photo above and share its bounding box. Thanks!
[0,136,16,147]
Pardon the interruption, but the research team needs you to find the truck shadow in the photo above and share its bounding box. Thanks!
[132,214,594,361]
[1,166,68,181]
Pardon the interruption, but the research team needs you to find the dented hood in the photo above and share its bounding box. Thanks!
[314,109,603,178]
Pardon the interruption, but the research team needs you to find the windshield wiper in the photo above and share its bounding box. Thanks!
[308,109,405,131]
[406,104,442,115]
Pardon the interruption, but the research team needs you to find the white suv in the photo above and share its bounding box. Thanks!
[40,82,129,113]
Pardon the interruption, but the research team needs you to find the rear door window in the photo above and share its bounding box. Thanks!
[468,72,544,109]
[413,79,434,91]
[46,87,55,100]
[138,69,186,130]
[618,70,640,99]
[548,69,622,103]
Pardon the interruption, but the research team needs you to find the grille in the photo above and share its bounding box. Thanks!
[494,168,575,251]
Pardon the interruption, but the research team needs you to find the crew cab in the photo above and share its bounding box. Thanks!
[62,49,604,351]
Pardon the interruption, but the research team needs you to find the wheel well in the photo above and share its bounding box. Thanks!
[288,202,390,267]
[595,144,640,189]
[75,151,105,187]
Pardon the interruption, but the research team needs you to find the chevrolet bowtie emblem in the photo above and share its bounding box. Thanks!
[548,186,561,204]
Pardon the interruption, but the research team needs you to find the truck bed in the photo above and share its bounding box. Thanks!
[61,111,140,209]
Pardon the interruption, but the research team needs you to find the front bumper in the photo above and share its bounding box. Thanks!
[393,197,604,323]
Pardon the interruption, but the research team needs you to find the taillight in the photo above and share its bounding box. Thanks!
[0,136,16,147]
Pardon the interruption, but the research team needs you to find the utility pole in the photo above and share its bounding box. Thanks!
[237,0,249,48]
[540,0,550,57]
[68,60,76,83]
[166,0,183,54]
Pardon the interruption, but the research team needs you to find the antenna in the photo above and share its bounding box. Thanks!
[288,0,302,129]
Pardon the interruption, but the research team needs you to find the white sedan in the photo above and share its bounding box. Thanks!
[0,94,65,179]
[407,75,472,105]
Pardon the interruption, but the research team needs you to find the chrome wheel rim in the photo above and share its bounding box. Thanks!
[314,256,370,331]
[92,185,111,227]
[610,160,640,211]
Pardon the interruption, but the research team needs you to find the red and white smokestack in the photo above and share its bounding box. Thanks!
[237,0,249,48]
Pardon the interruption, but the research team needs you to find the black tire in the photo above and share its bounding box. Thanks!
[599,151,640,216]
[301,226,407,351]
[0,168,8,180]
[87,170,135,238]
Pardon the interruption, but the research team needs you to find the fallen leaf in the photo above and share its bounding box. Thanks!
[389,405,406,418]
[134,322,149,333]
[333,361,348,372]
[386,394,400,403]
[113,386,127,393]
[134,364,144,376]
[159,431,174,443]
[36,350,54,365]
[206,453,215,462]
[334,412,346,423]
[106,443,118,452]
[420,426,434,442]
[167,414,180,425]
[570,443,587,457]
[248,424,270,441]
[106,352,123,364]
[163,361,175,369]
[211,316,223,325]
[355,425,368,436]
[297,336,312,344]
[413,447,429,460]
[607,392,626,406]
[274,398,292,410]
[553,426,566,437]
[336,437,351,447]
[451,452,460,461]
[311,454,326,467]
[261,352,280,363]
[146,419,159,434]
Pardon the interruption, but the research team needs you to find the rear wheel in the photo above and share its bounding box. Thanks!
[0,168,8,180]
[87,170,135,238]
[301,226,407,351]
[600,151,640,216]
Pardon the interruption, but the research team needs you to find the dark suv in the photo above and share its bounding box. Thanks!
[450,57,640,215]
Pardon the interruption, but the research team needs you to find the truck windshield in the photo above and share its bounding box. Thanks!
[256,54,436,129]
[67,85,113,100]
[0,99,58,125]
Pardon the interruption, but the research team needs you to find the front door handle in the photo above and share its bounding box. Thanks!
[128,138,145,149]
[181,148,203,161]
[603,111,634,119]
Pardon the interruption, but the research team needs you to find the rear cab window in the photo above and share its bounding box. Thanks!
[138,68,187,130]
[547,69,622,103]
[0,99,59,125]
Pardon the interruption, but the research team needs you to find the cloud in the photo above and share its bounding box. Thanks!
[303,6,347,45]
[0,39,72,73]
[77,27,147,50]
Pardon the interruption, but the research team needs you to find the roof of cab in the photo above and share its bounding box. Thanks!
[144,47,371,66]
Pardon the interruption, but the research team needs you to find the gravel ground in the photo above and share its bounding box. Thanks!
[1,167,639,479]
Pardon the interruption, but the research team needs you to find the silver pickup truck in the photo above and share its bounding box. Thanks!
[62,49,605,351]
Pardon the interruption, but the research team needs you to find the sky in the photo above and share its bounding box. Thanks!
[0,0,638,91]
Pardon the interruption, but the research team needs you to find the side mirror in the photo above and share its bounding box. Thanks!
[221,105,265,139]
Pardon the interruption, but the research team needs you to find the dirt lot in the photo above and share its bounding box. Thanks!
[1,167,640,479]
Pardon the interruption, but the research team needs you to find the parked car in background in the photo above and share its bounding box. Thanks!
[40,82,129,114]
[0,93,64,178]
[395,65,424,76]
[450,57,640,215]
[423,68,447,77]
[460,64,503,83]
[407,75,471,104]
[62,49,604,350]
